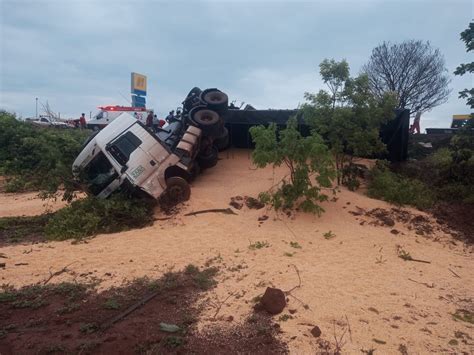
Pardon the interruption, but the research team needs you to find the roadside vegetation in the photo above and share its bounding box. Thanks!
[0,111,90,199]
[0,111,156,242]
[0,193,156,244]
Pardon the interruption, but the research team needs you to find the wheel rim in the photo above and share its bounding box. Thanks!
[169,185,185,201]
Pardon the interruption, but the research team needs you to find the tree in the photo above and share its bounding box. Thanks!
[363,40,451,113]
[319,59,350,109]
[249,118,335,215]
[454,21,474,108]
[304,59,396,188]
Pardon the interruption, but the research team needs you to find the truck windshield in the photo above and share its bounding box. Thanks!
[82,152,118,195]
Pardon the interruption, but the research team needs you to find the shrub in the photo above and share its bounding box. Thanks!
[250,117,335,215]
[44,194,156,240]
[0,111,90,199]
[368,161,434,209]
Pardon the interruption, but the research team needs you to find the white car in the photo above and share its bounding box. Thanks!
[27,116,70,128]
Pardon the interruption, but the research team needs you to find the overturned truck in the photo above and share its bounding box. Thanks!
[73,87,409,203]
[73,87,229,204]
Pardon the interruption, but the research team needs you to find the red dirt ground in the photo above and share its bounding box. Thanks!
[0,267,287,354]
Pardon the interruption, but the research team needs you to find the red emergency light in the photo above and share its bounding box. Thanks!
[98,106,147,112]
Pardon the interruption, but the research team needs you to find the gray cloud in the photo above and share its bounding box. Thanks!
[1,0,472,129]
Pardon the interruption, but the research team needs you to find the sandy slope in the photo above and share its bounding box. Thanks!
[1,149,473,354]
[0,192,69,217]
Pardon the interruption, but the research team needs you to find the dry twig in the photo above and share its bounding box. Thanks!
[208,292,236,319]
[408,278,435,288]
[448,268,461,278]
[185,208,237,217]
[43,262,76,285]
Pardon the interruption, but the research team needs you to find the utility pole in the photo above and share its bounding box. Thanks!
[35,98,38,118]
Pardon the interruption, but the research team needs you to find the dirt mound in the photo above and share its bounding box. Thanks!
[431,202,474,244]
[361,207,435,236]
[229,195,265,210]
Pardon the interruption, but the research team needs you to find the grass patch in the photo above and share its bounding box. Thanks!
[283,252,295,257]
[103,298,121,310]
[45,194,156,241]
[249,241,270,250]
[278,314,293,322]
[0,214,52,244]
[323,231,336,240]
[289,241,302,249]
[0,194,156,243]
[368,162,434,209]
[452,309,474,324]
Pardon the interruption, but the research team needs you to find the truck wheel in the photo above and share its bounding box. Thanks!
[197,145,218,169]
[214,127,230,151]
[200,89,228,113]
[190,107,222,137]
[165,176,191,204]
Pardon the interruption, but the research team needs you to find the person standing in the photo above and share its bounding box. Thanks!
[410,111,421,134]
[79,113,86,129]
[146,111,154,129]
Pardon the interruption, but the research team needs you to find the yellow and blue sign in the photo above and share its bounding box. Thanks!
[131,72,147,96]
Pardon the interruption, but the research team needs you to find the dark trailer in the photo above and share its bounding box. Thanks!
[224,108,410,162]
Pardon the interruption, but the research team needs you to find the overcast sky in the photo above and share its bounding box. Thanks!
[0,0,472,129]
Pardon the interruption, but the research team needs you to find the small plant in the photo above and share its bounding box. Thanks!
[290,241,302,249]
[375,255,386,264]
[278,314,293,322]
[103,298,120,310]
[283,252,295,257]
[323,231,336,239]
[397,248,413,261]
[452,309,474,324]
[448,339,458,346]
[204,254,223,267]
[398,344,409,355]
[251,295,262,303]
[79,323,98,334]
[184,264,199,275]
[249,241,270,250]
[164,336,184,348]
[372,338,386,345]
[56,303,80,315]
[192,267,218,290]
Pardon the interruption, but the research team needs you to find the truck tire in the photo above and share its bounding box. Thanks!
[200,89,228,113]
[214,127,230,151]
[190,107,222,137]
[197,145,218,169]
[165,176,191,204]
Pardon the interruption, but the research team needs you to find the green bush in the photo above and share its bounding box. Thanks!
[0,111,90,198]
[368,162,434,209]
[250,117,335,215]
[45,194,156,240]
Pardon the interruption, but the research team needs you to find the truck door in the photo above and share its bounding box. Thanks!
[106,131,151,185]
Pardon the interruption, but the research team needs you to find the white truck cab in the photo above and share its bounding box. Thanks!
[73,113,202,202]
[86,106,153,131]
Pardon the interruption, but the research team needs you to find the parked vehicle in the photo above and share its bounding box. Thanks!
[73,88,229,204]
[86,106,153,131]
[26,116,70,128]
